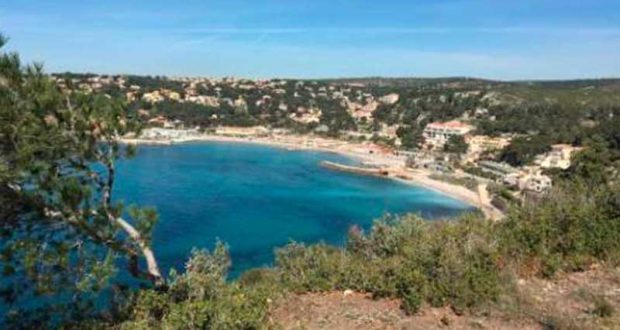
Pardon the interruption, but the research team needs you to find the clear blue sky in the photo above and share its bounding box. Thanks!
[1,0,619,79]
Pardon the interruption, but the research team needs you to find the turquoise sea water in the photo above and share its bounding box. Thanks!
[114,142,474,277]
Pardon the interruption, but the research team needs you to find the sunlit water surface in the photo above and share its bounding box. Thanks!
[114,142,474,277]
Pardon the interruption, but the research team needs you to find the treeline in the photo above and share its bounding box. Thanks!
[321,77,497,88]
[480,103,620,166]
[510,78,620,89]
[126,75,185,93]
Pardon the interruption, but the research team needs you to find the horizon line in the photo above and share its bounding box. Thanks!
[49,71,620,83]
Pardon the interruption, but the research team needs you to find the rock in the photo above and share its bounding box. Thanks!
[379,93,399,105]
[44,114,59,127]
[314,125,329,133]
[440,315,452,326]
[343,289,354,297]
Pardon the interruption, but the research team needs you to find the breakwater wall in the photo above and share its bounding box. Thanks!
[320,161,390,177]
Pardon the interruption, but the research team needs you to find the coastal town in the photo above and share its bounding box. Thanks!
[48,74,593,220]
[123,121,580,221]
[47,73,593,220]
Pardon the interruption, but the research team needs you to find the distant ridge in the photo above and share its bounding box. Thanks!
[315,76,620,88]
[51,71,620,88]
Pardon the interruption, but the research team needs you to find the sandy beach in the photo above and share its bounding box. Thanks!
[121,134,406,166]
[120,133,503,220]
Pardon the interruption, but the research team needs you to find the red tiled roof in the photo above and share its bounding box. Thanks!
[427,121,471,129]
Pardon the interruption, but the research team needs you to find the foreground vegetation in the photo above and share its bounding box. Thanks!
[2,33,620,328]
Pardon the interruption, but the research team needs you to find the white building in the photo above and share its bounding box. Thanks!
[378,93,400,105]
[142,91,164,103]
[535,144,582,170]
[525,174,552,193]
[140,127,200,140]
[289,108,321,124]
[503,168,552,193]
[423,121,474,148]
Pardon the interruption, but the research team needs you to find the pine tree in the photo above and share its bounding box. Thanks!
[0,33,163,324]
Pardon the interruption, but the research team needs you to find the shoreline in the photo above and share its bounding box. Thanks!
[120,134,503,220]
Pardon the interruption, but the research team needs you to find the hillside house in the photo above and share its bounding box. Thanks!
[535,144,582,170]
[465,135,512,161]
[503,168,552,193]
[423,121,474,149]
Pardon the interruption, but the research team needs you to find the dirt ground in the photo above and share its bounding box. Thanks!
[270,268,620,329]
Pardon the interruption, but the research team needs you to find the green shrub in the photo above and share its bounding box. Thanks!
[400,288,423,315]
[120,242,271,329]
[274,215,503,314]
[274,242,344,292]
[592,295,615,318]
[395,267,427,314]
[498,181,620,276]
[237,267,278,288]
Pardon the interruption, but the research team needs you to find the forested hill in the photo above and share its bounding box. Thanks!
[318,76,620,89]
[316,76,498,87]
[50,73,620,165]
[53,72,620,113]
[320,76,620,87]
[321,76,620,105]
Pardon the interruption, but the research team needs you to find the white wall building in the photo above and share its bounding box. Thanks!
[503,168,552,193]
[140,128,200,140]
[525,174,552,193]
[423,121,474,148]
[535,144,582,170]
